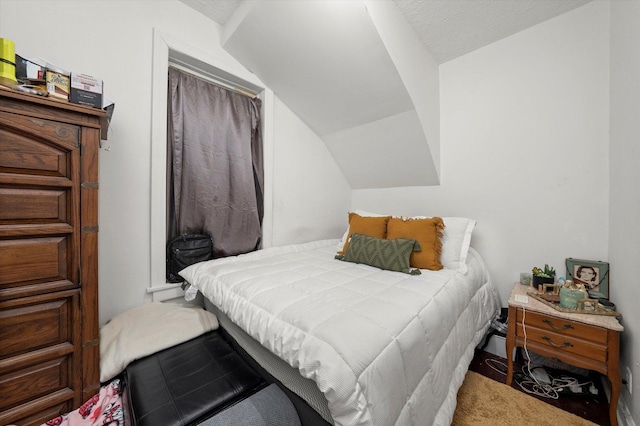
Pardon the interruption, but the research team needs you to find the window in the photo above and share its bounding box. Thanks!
[166,66,263,256]
[148,29,273,301]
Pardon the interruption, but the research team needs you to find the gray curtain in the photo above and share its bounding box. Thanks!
[167,67,263,257]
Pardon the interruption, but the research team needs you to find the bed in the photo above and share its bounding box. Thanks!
[180,216,501,426]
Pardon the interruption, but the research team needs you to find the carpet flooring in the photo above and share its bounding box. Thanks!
[453,370,598,425]
[463,350,611,425]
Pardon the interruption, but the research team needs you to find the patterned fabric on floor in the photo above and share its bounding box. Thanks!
[42,379,124,426]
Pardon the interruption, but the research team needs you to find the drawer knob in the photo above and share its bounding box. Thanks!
[542,335,573,349]
[542,318,574,331]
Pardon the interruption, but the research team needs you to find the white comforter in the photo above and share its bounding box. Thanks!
[181,239,500,426]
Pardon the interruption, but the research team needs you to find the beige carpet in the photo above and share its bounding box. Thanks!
[452,371,598,425]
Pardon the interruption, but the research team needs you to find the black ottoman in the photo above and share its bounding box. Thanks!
[126,330,265,426]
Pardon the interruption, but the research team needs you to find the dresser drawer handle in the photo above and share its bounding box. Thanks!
[542,319,574,331]
[542,335,573,349]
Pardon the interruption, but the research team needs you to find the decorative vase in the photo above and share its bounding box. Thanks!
[559,286,588,309]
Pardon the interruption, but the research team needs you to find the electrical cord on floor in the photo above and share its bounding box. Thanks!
[484,357,508,375]
[483,356,594,399]
[516,365,595,398]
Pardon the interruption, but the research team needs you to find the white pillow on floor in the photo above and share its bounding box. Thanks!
[100,302,218,382]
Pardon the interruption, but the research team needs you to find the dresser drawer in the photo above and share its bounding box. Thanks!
[516,309,607,344]
[0,115,74,177]
[0,290,80,420]
[0,292,76,359]
[0,358,71,411]
[0,188,68,223]
[0,237,71,289]
[3,400,71,426]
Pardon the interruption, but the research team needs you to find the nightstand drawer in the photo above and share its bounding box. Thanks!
[516,309,607,344]
[516,324,607,362]
[515,323,607,362]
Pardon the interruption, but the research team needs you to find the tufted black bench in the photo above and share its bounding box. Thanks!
[124,330,300,426]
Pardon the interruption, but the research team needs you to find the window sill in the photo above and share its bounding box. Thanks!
[147,283,184,302]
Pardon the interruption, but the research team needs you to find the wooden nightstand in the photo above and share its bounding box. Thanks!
[506,283,623,426]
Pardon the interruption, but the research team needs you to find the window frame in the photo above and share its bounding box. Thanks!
[148,29,274,301]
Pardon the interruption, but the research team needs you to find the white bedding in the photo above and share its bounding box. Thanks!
[181,239,500,426]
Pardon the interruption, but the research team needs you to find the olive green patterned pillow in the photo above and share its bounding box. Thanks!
[335,233,422,275]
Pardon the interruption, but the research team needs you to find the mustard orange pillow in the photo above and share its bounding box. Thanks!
[386,217,445,270]
[339,213,390,254]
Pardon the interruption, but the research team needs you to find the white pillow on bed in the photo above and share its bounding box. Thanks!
[438,216,476,274]
[99,302,219,382]
[338,212,476,273]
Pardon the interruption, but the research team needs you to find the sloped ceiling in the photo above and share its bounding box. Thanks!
[180,0,591,189]
[225,2,413,137]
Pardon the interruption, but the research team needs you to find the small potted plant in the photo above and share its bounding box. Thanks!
[531,264,556,289]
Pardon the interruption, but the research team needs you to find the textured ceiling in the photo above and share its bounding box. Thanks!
[180,0,241,26]
[180,0,592,63]
[395,0,592,62]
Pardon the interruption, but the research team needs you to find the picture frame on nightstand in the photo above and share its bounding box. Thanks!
[566,258,609,300]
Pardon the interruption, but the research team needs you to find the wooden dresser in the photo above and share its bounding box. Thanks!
[0,89,107,426]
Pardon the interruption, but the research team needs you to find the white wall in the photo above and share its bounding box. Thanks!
[0,0,350,325]
[353,1,611,305]
[271,97,351,246]
[2,0,635,421]
[609,0,640,421]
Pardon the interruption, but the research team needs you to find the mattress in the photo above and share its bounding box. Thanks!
[181,239,501,426]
